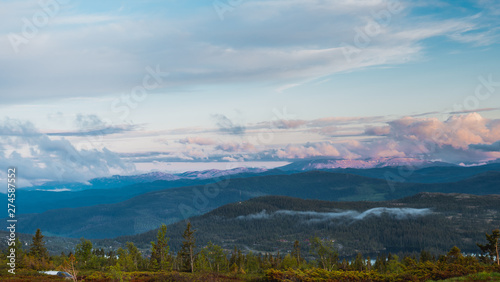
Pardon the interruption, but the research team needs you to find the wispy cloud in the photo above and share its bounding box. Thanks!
[1,0,497,103]
[237,207,433,222]
[45,114,139,136]
[1,0,499,180]
[212,114,246,135]
[46,125,138,137]
[178,136,216,146]
[53,14,119,25]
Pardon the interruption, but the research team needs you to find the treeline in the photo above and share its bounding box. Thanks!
[1,225,499,281]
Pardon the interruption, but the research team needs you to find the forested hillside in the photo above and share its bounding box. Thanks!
[12,171,500,238]
[113,193,500,257]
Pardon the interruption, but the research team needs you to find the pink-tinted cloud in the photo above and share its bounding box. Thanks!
[216,142,255,152]
[388,113,500,150]
[275,142,340,159]
[272,119,308,129]
[98,113,500,166]
[364,125,391,136]
[222,156,244,162]
[178,136,216,146]
[270,113,500,164]
[180,145,209,160]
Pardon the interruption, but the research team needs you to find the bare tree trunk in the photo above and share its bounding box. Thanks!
[190,246,194,273]
[62,259,78,282]
[496,239,499,265]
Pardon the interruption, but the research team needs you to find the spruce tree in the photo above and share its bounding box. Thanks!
[179,221,196,272]
[29,229,48,260]
[291,240,302,267]
[150,224,170,271]
[351,252,365,271]
[203,242,227,272]
[75,238,93,268]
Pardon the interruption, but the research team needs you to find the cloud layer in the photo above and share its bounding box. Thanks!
[116,112,500,165]
[3,111,500,186]
[1,0,498,102]
[237,207,433,222]
[0,118,135,189]
[2,1,500,184]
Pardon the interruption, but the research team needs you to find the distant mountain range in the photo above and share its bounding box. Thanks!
[11,169,500,239]
[22,167,269,192]
[18,158,500,196]
[18,158,500,193]
[279,157,455,171]
[280,158,500,183]
[7,168,282,215]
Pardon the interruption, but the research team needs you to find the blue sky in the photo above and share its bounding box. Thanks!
[1,0,500,186]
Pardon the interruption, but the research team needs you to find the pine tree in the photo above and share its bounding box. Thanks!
[386,254,403,274]
[202,242,227,272]
[245,251,259,273]
[340,258,348,271]
[281,254,297,269]
[419,250,434,263]
[291,240,302,267]
[351,252,365,271]
[75,238,93,268]
[29,229,48,260]
[229,246,245,270]
[179,221,196,272]
[116,247,127,271]
[107,250,117,267]
[445,246,463,264]
[126,242,143,271]
[373,253,386,273]
[310,237,338,271]
[10,238,25,269]
[150,224,171,271]
[477,229,500,265]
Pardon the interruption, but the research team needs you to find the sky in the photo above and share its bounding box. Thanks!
[1,0,500,186]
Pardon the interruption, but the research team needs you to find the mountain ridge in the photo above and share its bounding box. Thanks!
[11,170,500,239]
[112,192,500,256]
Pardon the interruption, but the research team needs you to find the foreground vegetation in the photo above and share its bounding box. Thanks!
[1,225,499,281]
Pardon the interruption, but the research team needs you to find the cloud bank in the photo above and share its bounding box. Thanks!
[117,112,500,166]
[0,118,135,189]
[236,207,433,222]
